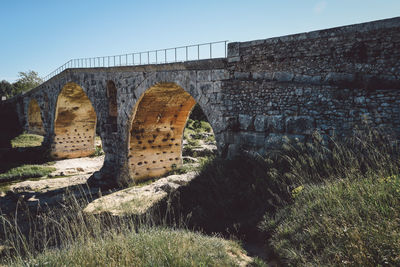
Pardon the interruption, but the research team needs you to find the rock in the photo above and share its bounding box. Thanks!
[84,172,197,216]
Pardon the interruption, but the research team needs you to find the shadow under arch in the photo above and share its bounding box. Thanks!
[51,82,97,159]
[27,98,45,135]
[127,82,199,181]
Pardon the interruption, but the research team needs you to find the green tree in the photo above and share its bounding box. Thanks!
[0,80,15,99]
[12,70,43,95]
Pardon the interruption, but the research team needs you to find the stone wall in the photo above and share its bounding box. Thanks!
[220,17,400,156]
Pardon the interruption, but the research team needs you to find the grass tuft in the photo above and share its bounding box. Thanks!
[11,134,43,148]
[0,165,56,183]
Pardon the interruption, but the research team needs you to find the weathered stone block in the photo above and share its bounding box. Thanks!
[324,72,355,85]
[212,69,229,81]
[227,42,240,57]
[266,115,284,132]
[254,115,284,132]
[197,70,212,81]
[238,114,253,130]
[254,115,266,132]
[234,72,251,79]
[274,72,294,82]
[285,116,314,134]
[238,132,265,148]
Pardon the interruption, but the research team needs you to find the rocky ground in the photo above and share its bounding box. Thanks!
[0,134,216,216]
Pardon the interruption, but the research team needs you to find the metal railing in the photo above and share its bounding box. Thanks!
[43,40,228,82]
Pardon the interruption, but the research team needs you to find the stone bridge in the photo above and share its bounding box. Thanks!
[1,17,399,187]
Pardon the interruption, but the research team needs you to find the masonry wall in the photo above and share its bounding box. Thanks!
[220,17,400,156]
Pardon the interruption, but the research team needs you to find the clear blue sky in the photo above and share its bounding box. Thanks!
[1,0,399,82]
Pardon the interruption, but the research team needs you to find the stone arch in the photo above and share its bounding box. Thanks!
[127,82,199,181]
[106,80,118,132]
[51,82,97,159]
[27,98,45,135]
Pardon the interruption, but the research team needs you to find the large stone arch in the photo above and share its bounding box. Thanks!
[50,82,97,159]
[27,98,45,135]
[128,82,196,180]
[121,71,223,183]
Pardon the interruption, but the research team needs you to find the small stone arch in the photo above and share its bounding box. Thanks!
[27,98,45,135]
[50,82,97,159]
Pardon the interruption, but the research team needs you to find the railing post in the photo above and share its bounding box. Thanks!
[156,50,158,64]
[225,41,227,57]
[147,51,149,64]
[210,43,212,58]
[198,45,200,60]
[186,46,188,61]
[175,48,177,62]
[164,49,167,63]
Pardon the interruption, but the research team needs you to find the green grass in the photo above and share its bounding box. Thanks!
[9,228,244,267]
[184,119,213,140]
[253,129,400,266]
[11,133,43,148]
[261,176,400,266]
[0,165,56,183]
[0,187,250,267]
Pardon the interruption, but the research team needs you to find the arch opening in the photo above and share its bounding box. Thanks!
[51,82,97,159]
[28,99,45,135]
[128,82,198,181]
